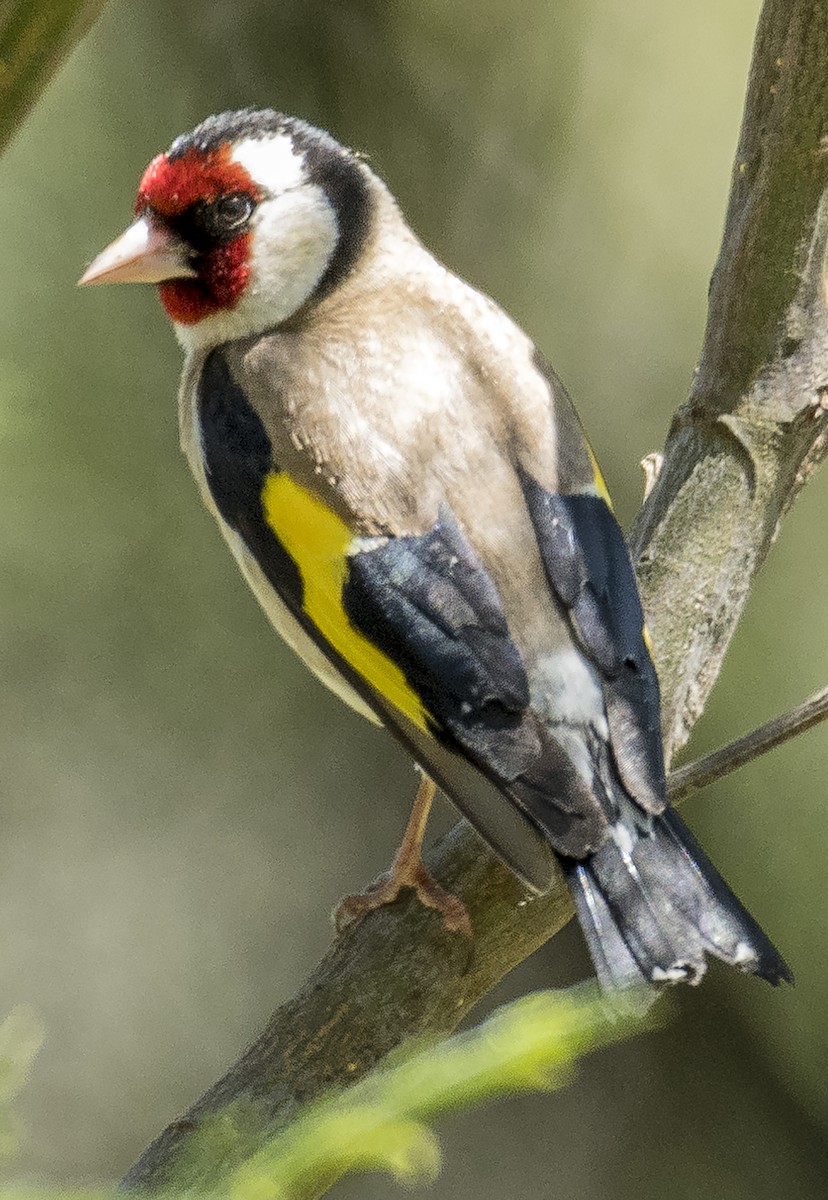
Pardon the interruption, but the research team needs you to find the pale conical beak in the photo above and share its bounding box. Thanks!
[78,214,197,286]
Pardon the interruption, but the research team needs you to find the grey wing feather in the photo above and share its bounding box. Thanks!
[518,470,666,815]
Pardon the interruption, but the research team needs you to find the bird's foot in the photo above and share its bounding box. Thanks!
[335,855,472,940]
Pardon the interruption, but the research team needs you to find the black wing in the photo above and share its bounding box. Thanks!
[196,346,606,880]
[344,506,606,863]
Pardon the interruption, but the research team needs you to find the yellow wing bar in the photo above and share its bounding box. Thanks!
[260,472,430,732]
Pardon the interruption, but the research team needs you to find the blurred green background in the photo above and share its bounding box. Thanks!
[2,1,827,1196]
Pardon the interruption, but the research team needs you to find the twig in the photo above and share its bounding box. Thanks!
[668,685,828,802]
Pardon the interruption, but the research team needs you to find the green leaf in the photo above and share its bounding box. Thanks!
[178,984,655,1200]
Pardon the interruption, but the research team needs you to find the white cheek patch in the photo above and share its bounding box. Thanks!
[246,184,338,315]
[172,182,339,353]
[231,133,306,196]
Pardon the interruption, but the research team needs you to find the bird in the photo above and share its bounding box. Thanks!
[79,108,791,994]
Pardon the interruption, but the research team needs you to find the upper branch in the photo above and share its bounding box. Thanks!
[0,0,105,155]
[631,0,828,756]
[124,0,828,1189]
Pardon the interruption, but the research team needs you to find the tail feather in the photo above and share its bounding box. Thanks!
[566,809,792,993]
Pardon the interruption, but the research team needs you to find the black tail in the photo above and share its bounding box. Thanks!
[565,808,792,993]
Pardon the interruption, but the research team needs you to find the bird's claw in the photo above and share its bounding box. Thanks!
[335,861,473,941]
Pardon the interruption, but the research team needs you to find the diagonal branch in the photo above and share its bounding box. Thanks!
[123,1,828,1190]
[668,685,828,803]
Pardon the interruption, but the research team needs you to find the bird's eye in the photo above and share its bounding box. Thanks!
[173,192,257,250]
[212,192,255,232]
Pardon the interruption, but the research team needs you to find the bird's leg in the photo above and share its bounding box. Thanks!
[334,774,473,939]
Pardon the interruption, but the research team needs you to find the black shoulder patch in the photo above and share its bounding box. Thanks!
[197,349,302,608]
[519,472,666,814]
[198,348,271,526]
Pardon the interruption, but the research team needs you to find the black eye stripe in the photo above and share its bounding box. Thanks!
[169,192,256,249]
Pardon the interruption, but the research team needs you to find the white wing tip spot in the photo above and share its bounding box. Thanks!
[651,963,692,984]
[733,940,757,966]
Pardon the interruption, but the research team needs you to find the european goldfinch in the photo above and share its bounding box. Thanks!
[80,109,790,993]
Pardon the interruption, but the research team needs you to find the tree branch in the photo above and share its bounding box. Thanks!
[630,0,828,758]
[209,987,648,1199]
[0,0,106,156]
[667,685,828,803]
[123,0,828,1189]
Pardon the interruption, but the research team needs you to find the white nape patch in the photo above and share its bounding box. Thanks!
[231,133,306,196]
[651,963,691,984]
[733,940,757,965]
